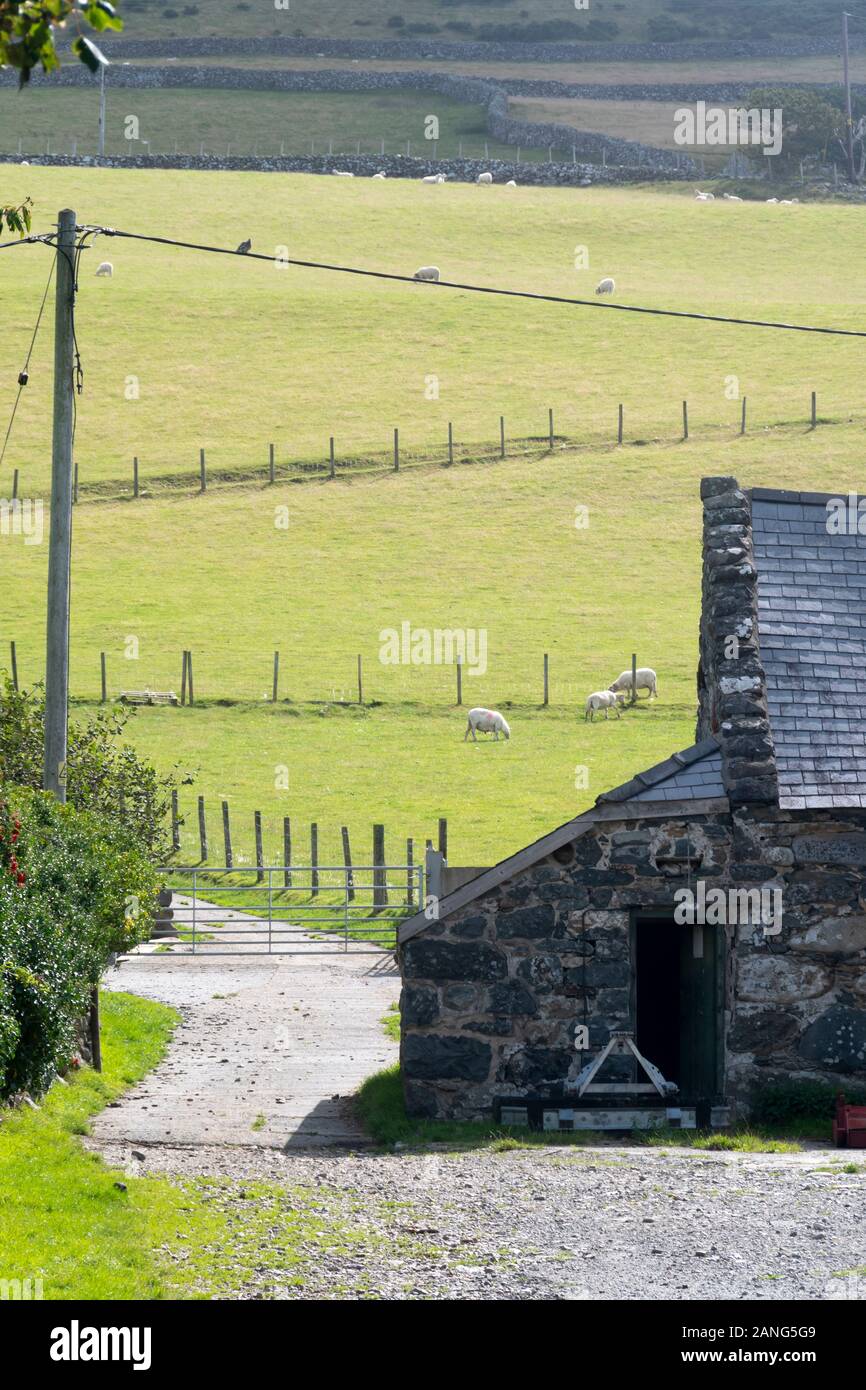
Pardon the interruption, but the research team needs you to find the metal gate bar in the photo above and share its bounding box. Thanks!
[141,864,424,956]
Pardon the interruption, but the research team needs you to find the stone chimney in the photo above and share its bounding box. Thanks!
[696,476,778,806]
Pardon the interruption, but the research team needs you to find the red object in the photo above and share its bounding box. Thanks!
[833,1093,866,1149]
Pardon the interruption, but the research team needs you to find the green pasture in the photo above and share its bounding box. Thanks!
[4,411,863,867]
[1,165,864,506]
[0,86,549,162]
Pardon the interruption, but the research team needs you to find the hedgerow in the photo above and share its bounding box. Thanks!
[0,790,157,1101]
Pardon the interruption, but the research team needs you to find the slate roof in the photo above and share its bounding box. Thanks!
[596,737,725,805]
[751,488,866,810]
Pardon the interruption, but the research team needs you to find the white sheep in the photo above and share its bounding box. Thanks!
[332,170,354,177]
[464,708,511,741]
[766,197,779,204]
[95,261,113,277]
[422,174,440,184]
[609,667,658,700]
[477,171,493,184]
[723,193,743,201]
[437,173,447,183]
[585,690,623,722]
[372,171,387,180]
[506,179,517,187]
[595,277,615,296]
[413,266,441,282]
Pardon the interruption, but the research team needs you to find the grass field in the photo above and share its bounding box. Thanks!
[2,165,864,501]
[0,86,549,162]
[104,0,669,45]
[2,164,864,869]
[511,96,739,165]
[98,0,866,47]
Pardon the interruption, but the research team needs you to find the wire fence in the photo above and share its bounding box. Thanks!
[2,633,663,710]
[4,385,840,506]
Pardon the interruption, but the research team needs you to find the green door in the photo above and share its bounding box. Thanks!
[679,923,720,1118]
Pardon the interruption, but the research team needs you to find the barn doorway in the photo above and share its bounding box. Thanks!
[632,913,722,1122]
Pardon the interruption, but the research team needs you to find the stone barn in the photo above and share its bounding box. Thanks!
[397,477,866,1127]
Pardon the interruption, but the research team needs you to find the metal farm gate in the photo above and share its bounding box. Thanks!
[135,862,424,957]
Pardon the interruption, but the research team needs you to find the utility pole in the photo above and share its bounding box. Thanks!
[843,11,858,183]
[43,209,77,803]
[98,61,107,157]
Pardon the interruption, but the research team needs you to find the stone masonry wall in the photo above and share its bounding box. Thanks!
[696,477,779,806]
[399,807,866,1121]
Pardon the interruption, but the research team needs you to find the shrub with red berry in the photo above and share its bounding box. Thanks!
[0,798,25,888]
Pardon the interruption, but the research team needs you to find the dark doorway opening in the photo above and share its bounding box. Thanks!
[633,914,721,1111]
[635,917,682,1086]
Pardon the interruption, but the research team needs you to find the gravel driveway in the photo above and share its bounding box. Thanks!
[91,928,866,1301]
[93,1138,866,1301]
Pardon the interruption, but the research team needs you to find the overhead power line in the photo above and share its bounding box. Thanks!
[0,252,56,472]
[95,226,866,339]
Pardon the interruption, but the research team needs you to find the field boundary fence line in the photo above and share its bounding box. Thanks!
[9,390,846,507]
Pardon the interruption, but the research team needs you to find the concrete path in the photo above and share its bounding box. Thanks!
[95,907,400,1151]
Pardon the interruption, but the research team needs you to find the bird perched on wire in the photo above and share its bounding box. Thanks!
[236,238,252,254]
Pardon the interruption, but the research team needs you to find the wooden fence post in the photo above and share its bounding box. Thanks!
[438,817,448,863]
[310,822,319,897]
[222,800,233,868]
[373,824,387,908]
[631,652,638,707]
[741,397,747,435]
[393,427,400,472]
[342,825,354,901]
[198,795,208,861]
[549,407,554,450]
[188,650,195,705]
[199,448,206,493]
[456,654,463,706]
[407,837,414,906]
[100,651,107,703]
[286,811,296,889]
[12,468,18,501]
[181,650,188,706]
[272,650,280,702]
[171,790,181,852]
[448,421,454,465]
[254,811,264,883]
[543,652,549,707]
[500,415,506,458]
[618,404,624,445]
[133,455,139,498]
[357,653,363,705]
[682,400,689,440]
[269,442,275,484]
[329,436,336,478]
[10,641,17,692]
[811,390,817,428]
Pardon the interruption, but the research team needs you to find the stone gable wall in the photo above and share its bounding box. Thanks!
[399,807,866,1121]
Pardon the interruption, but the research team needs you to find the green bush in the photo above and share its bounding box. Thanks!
[0,790,157,1101]
[0,676,183,859]
[750,1078,866,1128]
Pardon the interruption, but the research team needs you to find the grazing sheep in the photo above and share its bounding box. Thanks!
[595,277,615,296]
[422,174,440,184]
[477,171,493,184]
[723,193,743,201]
[609,667,658,700]
[95,261,113,277]
[464,708,511,741]
[333,170,354,177]
[766,197,779,204]
[695,190,715,201]
[372,171,387,179]
[506,179,518,187]
[585,690,622,722]
[414,265,441,282]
